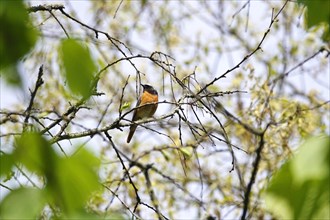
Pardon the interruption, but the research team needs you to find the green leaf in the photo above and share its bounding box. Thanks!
[179,147,192,158]
[60,39,97,98]
[298,0,330,28]
[0,188,46,219]
[120,102,130,111]
[51,149,100,214]
[9,132,101,216]
[160,149,170,161]
[292,136,329,181]
[297,0,330,42]
[0,153,15,178]
[264,135,330,219]
[14,132,56,175]
[0,0,38,86]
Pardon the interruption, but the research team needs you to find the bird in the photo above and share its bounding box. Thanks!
[127,84,158,143]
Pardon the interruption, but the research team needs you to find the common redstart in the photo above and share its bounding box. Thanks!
[127,84,158,143]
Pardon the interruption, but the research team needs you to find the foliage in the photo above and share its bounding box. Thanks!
[264,135,330,219]
[0,0,37,85]
[297,0,330,42]
[59,39,96,99]
[0,0,329,219]
[0,132,103,219]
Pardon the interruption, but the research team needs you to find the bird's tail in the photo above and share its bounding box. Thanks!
[127,124,137,143]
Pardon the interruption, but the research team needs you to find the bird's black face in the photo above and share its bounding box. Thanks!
[142,84,158,95]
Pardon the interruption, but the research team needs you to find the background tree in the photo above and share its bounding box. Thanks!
[1,0,329,219]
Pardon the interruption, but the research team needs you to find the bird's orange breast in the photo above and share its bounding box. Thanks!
[135,91,158,119]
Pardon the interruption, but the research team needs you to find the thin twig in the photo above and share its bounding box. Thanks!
[269,48,326,86]
[48,10,70,38]
[113,0,124,19]
[118,76,130,117]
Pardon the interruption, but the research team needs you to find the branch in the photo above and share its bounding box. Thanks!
[269,48,326,86]
[143,166,162,220]
[23,65,44,131]
[50,101,180,144]
[48,10,70,38]
[118,76,130,117]
[28,4,65,13]
[113,0,124,19]
[240,126,268,220]
[104,131,141,212]
[140,202,169,220]
[40,99,85,135]
[102,184,142,219]
[150,166,205,208]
